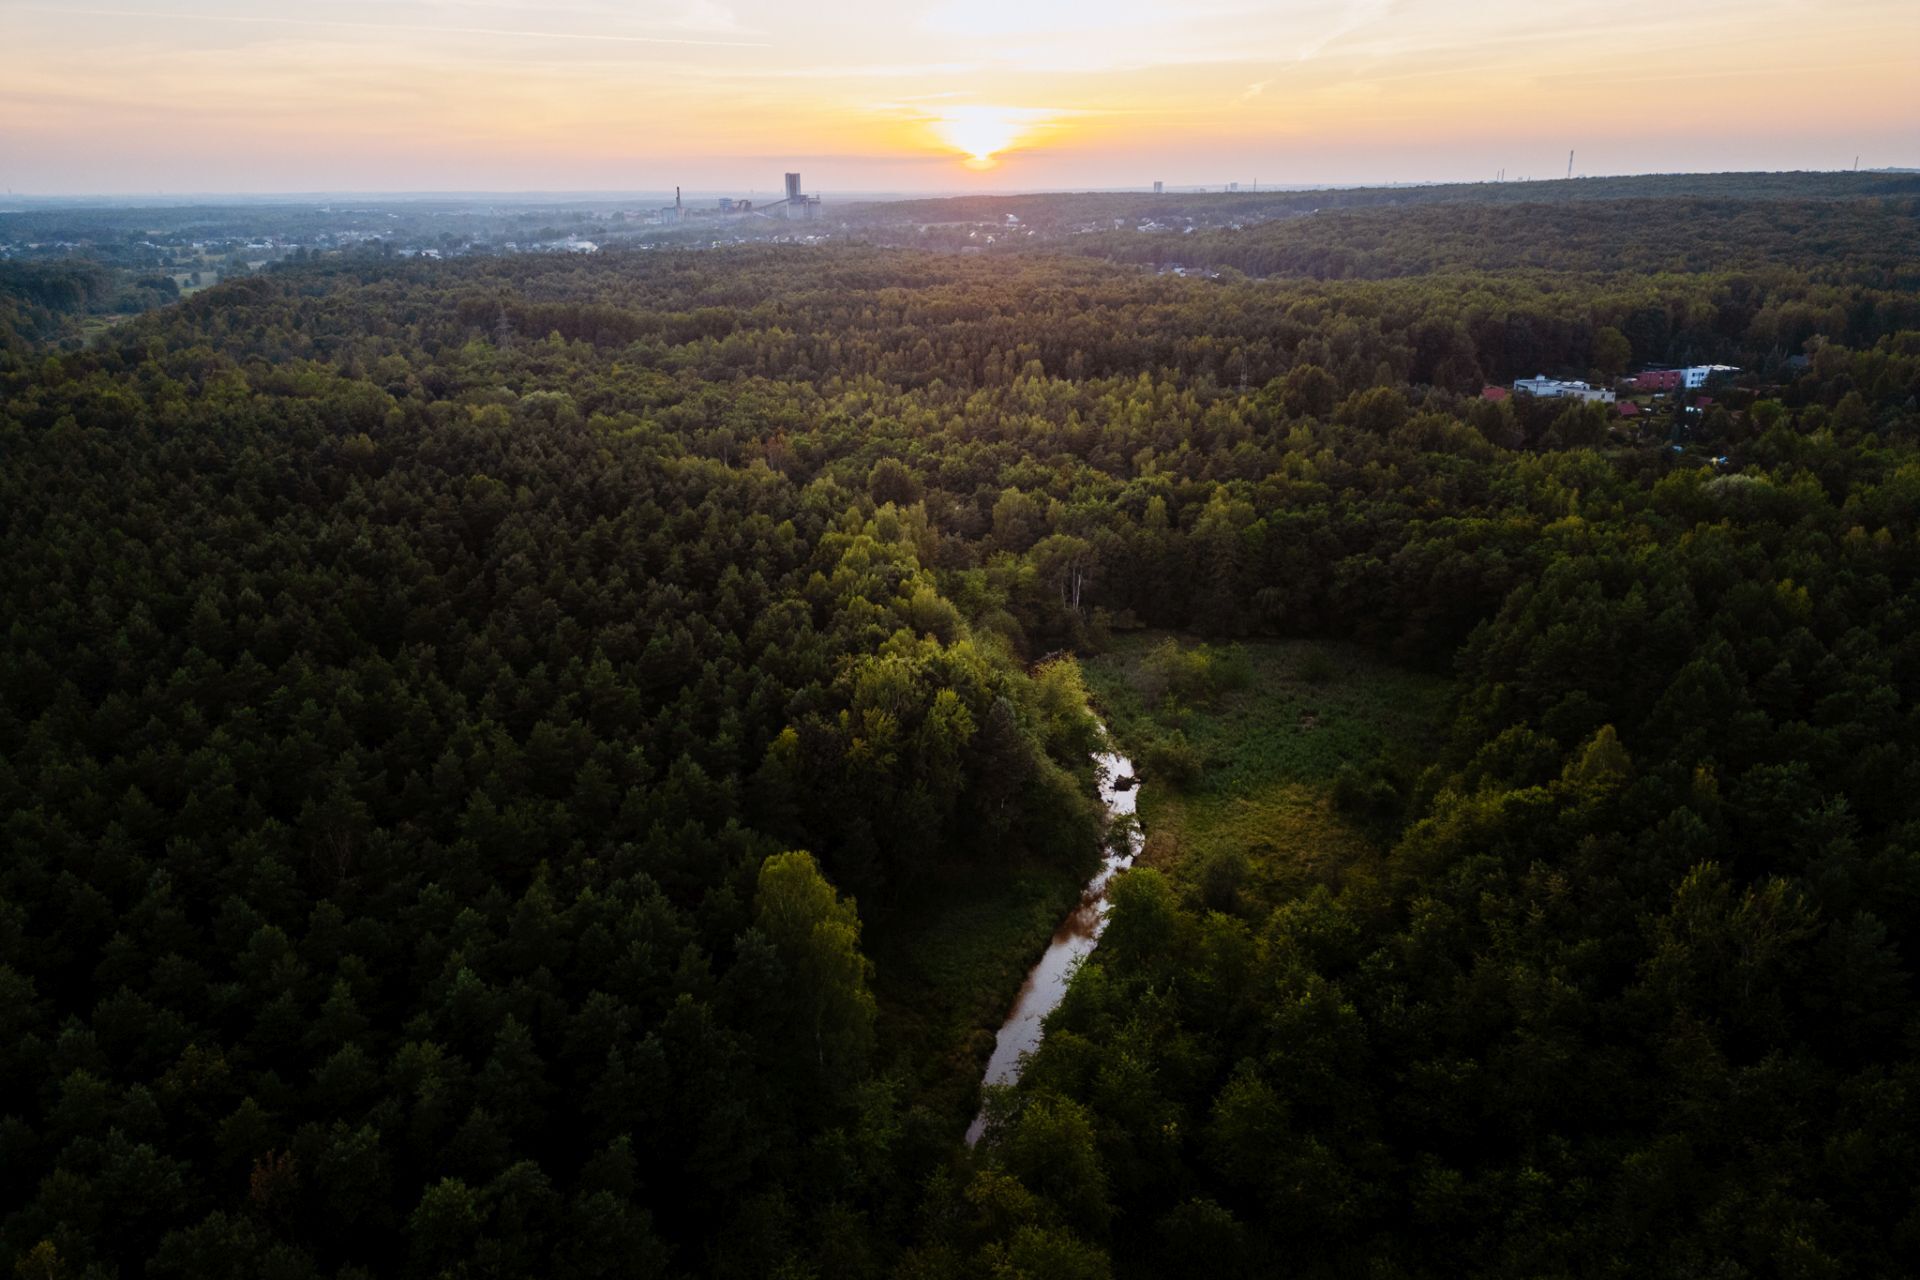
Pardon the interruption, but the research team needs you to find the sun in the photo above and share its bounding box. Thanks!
[929,105,1045,169]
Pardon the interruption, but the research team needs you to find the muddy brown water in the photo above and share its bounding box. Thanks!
[965,727,1142,1145]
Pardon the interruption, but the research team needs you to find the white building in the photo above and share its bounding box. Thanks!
[1514,376,1616,404]
[1683,364,1739,388]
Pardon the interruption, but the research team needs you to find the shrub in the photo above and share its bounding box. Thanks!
[1140,638,1215,703]
[1143,730,1204,789]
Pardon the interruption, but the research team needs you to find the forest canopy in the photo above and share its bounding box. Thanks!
[4,175,1920,1278]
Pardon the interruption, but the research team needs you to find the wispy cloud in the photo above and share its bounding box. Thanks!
[1295,0,1395,61]
[22,6,769,47]
[434,0,747,31]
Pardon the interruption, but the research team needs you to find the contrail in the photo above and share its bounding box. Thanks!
[25,7,770,48]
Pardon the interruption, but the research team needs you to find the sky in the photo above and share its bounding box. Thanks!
[1,0,1916,194]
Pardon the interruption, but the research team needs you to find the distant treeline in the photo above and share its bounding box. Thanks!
[1059,195,1920,285]
[844,169,1920,231]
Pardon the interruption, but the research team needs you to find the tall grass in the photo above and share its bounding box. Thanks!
[1085,633,1453,907]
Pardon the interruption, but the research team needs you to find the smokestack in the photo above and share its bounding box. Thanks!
[675,186,682,220]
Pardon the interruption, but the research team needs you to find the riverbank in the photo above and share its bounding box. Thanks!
[865,849,1098,1128]
[862,711,1106,1132]
[964,733,1141,1144]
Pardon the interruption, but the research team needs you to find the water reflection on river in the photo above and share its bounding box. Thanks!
[965,728,1142,1145]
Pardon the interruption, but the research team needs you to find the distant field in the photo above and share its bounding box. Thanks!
[1085,633,1454,903]
[71,313,130,343]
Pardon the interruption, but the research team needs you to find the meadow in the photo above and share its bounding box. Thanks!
[1084,633,1454,905]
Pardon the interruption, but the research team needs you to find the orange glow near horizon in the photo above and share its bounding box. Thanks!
[0,1,1914,193]
[926,106,1056,168]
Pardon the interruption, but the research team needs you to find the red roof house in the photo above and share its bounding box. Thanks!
[1480,385,1510,401]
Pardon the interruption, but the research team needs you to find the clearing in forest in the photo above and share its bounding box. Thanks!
[1084,633,1453,906]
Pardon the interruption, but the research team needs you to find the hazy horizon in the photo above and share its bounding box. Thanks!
[6,167,1919,205]
[4,0,1915,196]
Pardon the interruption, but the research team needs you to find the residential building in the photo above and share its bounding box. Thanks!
[1514,375,1616,404]
[1683,364,1739,388]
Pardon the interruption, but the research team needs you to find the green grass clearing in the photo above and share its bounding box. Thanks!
[1085,632,1454,906]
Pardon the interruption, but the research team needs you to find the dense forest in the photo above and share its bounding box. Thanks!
[5,176,1920,1277]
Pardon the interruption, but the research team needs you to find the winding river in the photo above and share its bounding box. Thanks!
[965,724,1143,1145]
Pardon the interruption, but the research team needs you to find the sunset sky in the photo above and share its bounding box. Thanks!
[2,0,1916,194]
